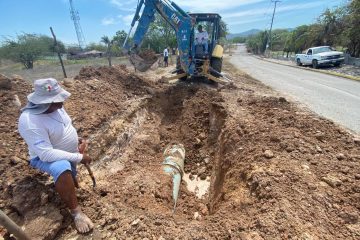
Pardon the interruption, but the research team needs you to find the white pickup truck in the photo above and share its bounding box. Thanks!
[295,46,344,68]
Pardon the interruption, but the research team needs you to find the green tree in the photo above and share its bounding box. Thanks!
[0,33,64,69]
[347,0,360,57]
[141,13,177,53]
[246,30,268,54]
[113,30,128,46]
[86,42,107,52]
[101,35,114,66]
[232,36,247,44]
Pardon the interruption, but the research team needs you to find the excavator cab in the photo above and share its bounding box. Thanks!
[123,0,229,84]
[176,13,224,81]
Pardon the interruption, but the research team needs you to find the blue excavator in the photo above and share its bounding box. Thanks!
[122,0,229,84]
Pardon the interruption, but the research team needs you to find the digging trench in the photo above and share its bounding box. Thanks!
[79,82,232,216]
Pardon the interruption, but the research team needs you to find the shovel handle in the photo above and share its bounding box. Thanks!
[84,163,96,188]
[0,210,31,240]
[79,139,96,188]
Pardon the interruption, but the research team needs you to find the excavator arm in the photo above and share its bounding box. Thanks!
[123,0,193,73]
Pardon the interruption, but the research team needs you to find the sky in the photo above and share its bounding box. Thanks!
[0,0,347,46]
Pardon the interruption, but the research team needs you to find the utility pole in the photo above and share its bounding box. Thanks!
[268,0,281,52]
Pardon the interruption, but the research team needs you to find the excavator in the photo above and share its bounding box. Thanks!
[122,0,230,84]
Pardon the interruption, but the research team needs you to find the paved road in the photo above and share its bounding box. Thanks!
[229,45,360,134]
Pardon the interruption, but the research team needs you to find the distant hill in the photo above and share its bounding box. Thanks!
[227,29,261,39]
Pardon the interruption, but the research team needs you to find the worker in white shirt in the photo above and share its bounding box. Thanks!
[18,78,94,234]
[163,47,169,67]
[195,25,209,54]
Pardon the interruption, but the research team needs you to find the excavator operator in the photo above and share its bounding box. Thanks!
[195,25,209,54]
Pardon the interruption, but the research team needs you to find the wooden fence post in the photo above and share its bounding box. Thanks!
[50,27,67,78]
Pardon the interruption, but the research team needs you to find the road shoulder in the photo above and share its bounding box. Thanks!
[254,55,360,82]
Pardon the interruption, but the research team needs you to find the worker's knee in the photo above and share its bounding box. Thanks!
[56,170,74,184]
[49,160,76,183]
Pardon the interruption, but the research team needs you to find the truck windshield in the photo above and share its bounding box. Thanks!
[313,47,333,54]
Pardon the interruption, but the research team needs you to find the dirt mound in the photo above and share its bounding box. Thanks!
[138,49,158,62]
[68,65,156,138]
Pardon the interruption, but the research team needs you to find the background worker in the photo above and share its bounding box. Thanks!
[18,78,94,234]
[163,47,169,67]
[195,25,209,54]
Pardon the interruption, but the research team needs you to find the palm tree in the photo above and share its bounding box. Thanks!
[101,36,114,67]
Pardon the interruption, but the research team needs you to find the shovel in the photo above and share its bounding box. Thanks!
[79,139,96,188]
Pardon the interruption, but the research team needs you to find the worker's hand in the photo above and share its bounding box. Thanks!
[81,153,92,165]
[78,138,87,154]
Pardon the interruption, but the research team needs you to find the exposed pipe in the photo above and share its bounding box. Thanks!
[162,143,185,213]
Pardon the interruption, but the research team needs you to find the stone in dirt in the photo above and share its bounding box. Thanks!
[339,210,359,224]
[24,205,63,240]
[336,153,346,160]
[321,175,342,188]
[0,74,12,90]
[63,78,74,87]
[263,150,274,159]
[193,212,202,221]
[10,156,22,165]
[239,231,264,240]
[12,94,21,108]
[131,218,141,226]
[316,145,323,153]
[197,166,207,175]
[11,74,23,81]
[11,181,49,215]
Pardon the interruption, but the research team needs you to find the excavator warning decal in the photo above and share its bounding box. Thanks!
[171,13,180,26]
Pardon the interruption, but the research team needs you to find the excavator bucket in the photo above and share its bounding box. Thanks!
[129,53,158,72]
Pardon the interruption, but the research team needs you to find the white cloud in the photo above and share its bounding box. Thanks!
[122,14,135,27]
[223,1,326,19]
[109,0,138,11]
[176,0,267,12]
[230,17,266,26]
[102,17,116,26]
[101,14,135,27]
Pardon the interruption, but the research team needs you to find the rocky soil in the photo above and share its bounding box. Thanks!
[0,63,359,239]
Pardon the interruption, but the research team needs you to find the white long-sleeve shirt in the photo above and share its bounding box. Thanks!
[163,48,169,57]
[18,108,83,163]
[195,31,209,44]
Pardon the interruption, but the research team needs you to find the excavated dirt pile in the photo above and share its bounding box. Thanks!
[138,49,158,63]
[0,63,360,239]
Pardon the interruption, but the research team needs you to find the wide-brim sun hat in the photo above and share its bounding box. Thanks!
[27,78,70,104]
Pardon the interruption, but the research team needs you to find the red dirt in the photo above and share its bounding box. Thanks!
[0,63,359,239]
